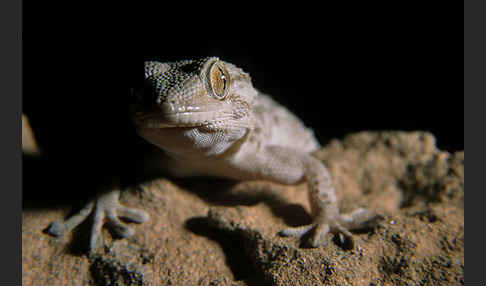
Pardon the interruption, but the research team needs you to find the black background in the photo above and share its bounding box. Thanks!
[22,2,463,197]
[23,2,463,153]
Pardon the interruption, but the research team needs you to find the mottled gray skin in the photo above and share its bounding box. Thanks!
[47,57,380,253]
[132,57,380,248]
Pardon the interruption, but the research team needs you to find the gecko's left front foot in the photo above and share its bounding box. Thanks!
[279,208,383,249]
[47,190,149,252]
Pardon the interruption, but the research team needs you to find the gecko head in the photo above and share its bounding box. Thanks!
[131,57,256,130]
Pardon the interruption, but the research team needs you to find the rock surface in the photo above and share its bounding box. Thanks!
[22,122,464,285]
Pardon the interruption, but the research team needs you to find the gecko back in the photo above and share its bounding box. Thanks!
[250,92,321,153]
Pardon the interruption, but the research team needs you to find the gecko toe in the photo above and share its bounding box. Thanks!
[307,223,330,248]
[107,218,136,238]
[46,221,68,237]
[339,208,384,230]
[279,223,333,248]
[278,224,314,238]
[89,228,103,253]
[331,225,355,250]
[279,218,363,249]
[117,207,150,223]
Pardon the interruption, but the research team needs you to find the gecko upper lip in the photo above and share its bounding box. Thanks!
[134,105,233,128]
[133,111,214,128]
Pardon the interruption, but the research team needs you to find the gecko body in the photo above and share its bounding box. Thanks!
[48,57,380,252]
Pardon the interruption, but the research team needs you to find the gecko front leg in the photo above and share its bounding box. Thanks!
[278,154,382,248]
[237,146,381,249]
[47,190,149,252]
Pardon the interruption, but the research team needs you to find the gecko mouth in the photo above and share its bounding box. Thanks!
[132,110,226,129]
[130,97,235,129]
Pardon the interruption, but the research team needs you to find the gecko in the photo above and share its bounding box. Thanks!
[47,57,381,252]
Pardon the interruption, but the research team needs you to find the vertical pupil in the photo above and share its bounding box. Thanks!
[218,67,226,89]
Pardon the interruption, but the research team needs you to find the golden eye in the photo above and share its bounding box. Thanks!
[208,61,230,99]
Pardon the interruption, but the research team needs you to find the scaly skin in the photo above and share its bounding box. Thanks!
[132,57,382,249]
[48,57,381,253]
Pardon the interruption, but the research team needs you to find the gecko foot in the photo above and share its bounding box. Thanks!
[278,208,383,249]
[47,190,149,252]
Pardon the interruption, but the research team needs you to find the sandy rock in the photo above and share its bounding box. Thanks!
[22,131,464,285]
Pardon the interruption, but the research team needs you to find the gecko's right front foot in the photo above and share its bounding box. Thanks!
[279,208,383,249]
[47,190,149,253]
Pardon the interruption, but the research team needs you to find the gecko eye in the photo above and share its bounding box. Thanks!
[208,61,230,99]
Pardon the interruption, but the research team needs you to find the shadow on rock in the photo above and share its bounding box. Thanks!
[173,177,312,227]
[185,216,271,286]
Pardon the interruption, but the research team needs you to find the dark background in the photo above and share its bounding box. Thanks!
[23,2,463,154]
[22,2,463,203]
